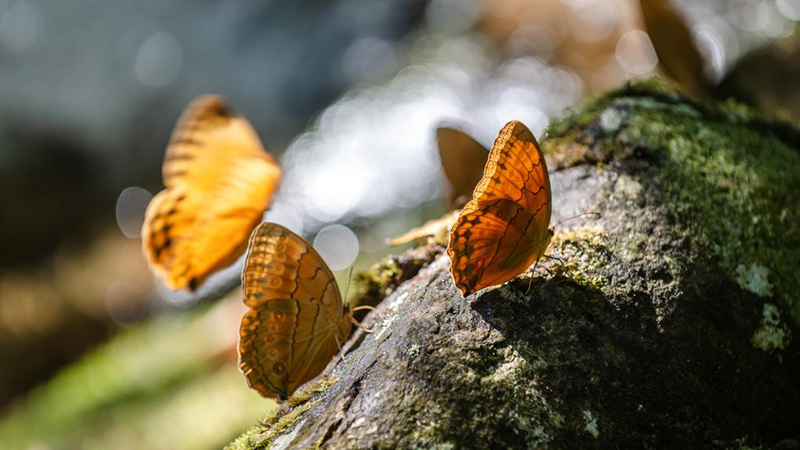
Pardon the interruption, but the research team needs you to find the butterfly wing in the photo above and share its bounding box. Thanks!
[142,96,282,291]
[448,120,552,296]
[638,0,709,96]
[239,222,351,399]
[437,127,489,208]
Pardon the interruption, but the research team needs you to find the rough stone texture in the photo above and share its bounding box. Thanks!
[228,81,800,450]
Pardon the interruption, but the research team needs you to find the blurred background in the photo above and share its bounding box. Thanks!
[0,0,797,448]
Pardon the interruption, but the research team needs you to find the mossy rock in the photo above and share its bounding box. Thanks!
[228,80,800,449]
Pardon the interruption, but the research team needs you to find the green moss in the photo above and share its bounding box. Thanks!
[632,108,799,324]
[385,335,568,449]
[548,79,800,327]
[543,79,676,168]
[545,227,611,291]
[226,399,320,450]
[352,256,402,307]
[225,377,338,450]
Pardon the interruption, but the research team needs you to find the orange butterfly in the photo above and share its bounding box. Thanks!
[437,126,490,208]
[239,222,352,400]
[447,120,552,296]
[142,96,281,291]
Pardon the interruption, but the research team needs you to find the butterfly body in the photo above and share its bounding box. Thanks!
[239,222,351,399]
[448,120,552,296]
[142,96,281,291]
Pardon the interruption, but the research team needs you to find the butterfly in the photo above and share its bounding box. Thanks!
[437,126,490,208]
[447,120,552,297]
[238,222,352,400]
[638,0,710,97]
[142,95,281,291]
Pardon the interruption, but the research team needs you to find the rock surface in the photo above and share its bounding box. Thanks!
[228,81,800,450]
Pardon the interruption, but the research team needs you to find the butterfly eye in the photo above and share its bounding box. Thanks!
[273,311,286,322]
[272,362,286,375]
[265,334,275,343]
[269,277,281,288]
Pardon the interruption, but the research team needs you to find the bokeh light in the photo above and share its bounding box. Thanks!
[115,187,153,239]
[777,0,800,20]
[0,1,38,54]
[134,32,183,87]
[275,33,585,240]
[615,30,659,75]
[313,224,360,271]
[106,280,146,328]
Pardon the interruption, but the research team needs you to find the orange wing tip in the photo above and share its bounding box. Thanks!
[446,249,474,298]
[158,272,201,293]
[184,95,236,118]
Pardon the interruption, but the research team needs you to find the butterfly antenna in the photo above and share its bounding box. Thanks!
[554,212,601,228]
[343,265,355,305]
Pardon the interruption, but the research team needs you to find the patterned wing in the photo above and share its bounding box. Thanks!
[447,121,552,296]
[142,95,282,291]
[239,222,351,399]
[437,126,489,207]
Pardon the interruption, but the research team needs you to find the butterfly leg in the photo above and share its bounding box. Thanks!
[350,316,376,334]
[526,260,539,294]
[542,253,566,268]
[335,334,348,363]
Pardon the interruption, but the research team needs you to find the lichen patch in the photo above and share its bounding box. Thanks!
[752,303,791,352]
[735,264,774,298]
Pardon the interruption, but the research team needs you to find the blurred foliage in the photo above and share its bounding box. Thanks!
[0,231,150,406]
[0,297,274,450]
